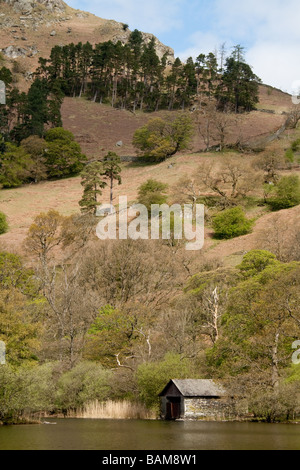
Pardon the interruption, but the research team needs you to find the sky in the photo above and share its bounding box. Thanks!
[67,0,300,94]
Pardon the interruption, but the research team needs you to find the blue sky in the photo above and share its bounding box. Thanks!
[67,0,300,93]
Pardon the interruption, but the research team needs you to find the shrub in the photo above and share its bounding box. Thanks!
[291,138,300,152]
[212,206,254,239]
[0,143,33,188]
[268,175,300,211]
[44,128,87,178]
[133,115,193,162]
[238,250,278,279]
[0,363,57,423]
[136,353,196,411]
[0,212,8,234]
[55,361,112,411]
[285,148,294,163]
[45,127,75,143]
[137,179,168,213]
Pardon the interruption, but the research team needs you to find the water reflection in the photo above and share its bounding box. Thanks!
[0,419,299,450]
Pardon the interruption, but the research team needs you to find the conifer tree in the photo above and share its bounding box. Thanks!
[216,46,260,112]
[79,162,107,215]
[102,152,122,210]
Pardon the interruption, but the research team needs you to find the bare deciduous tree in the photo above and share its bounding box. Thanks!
[197,157,261,207]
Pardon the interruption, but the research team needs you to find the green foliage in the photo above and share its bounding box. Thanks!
[268,175,300,211]
[212,206,254,239]
[0,66,13,87]
[25,78,50,137]
[0,212,8,234]
[216,47,260,112]
[24,210,64,266]
[0,363,59,423]
[0,287,40,366]
[45,127,75,143]
[21,136,47,183]
[44,128,87,178]
[0,142,33,188]
[56,361,112,411]
[7,78,63,143]
[0,128,85,187]
[248,382,300,422]
[286,364,300,384]
[238,250,278,279]
[103,152,122,185]
[136,353,196,410]
[137,179,168,213]
[0,251,34,291]
[291,138,300,152]
[133,115,193,162]
[102,152,122,207]
[209,262,300,388]
[79,162,107,215]
[285,148,295,163]
[84,305,148,368]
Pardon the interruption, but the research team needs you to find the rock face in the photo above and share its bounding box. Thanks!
[142,32,174,64]
[1,0,66,14]
[2,45,27,58]
[2,44,38,58]
[106,21,174,65]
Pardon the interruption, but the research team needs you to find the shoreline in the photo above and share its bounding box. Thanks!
[1,416,300,426]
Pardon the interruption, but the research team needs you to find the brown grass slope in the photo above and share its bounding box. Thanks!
[61,85,291,160]
[0,1,297,263]
[0,83,297,261]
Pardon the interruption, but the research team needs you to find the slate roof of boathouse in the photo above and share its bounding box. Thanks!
[159,379,227,398]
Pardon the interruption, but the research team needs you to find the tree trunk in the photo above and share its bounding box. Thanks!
[272,331,280,389]
[110,176,113,213]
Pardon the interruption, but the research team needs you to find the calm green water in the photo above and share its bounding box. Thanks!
[0,419,299,450]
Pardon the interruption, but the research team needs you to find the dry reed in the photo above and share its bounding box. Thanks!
[68,400,156,420]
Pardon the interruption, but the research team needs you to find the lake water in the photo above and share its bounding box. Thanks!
[0,419,299,450]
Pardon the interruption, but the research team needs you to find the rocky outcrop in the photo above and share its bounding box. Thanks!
[142,32,174,64]
[2,44,38,58]
[103,21,174,65]
[0,0,175,73]
[1,0,66,14]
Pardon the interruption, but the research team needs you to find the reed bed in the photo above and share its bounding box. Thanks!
[68,400,156,420]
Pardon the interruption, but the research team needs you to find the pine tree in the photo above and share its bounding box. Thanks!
[216,47,260,113]
[79,162,107,215]
[167,58,182,110]
[102,152,122,210]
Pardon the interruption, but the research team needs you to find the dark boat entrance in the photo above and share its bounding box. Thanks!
[166,397,181,420]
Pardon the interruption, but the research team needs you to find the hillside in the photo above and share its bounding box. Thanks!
[0,0,297,262]
[61,85,292,160]
[0,0,174,91]
[1,1,300,430]
[0,87,299,262]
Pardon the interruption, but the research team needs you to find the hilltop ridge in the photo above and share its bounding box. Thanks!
[0,0,175,90]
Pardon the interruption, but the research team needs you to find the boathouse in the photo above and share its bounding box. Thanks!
[159,379,238,421]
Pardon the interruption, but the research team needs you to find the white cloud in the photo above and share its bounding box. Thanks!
[247,42,299,93]
[67,0,184,34]
[176,0,300,92]
[177,31,228,61]
[68,0,300,92]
